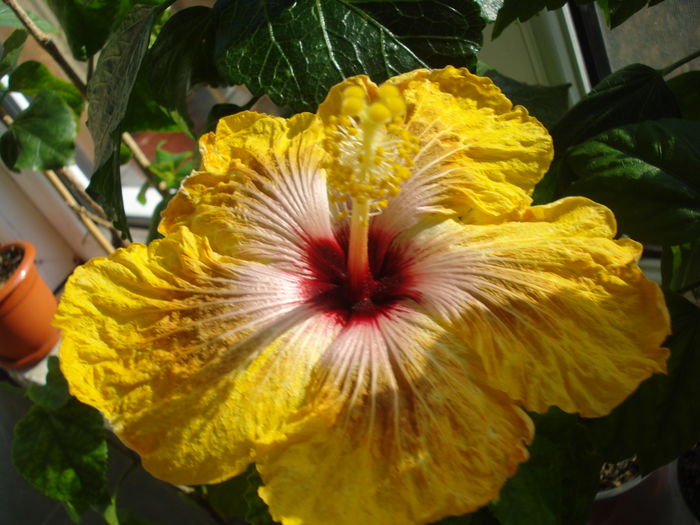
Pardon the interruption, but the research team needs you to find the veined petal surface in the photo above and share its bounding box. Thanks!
[257,308,533,525]
[56,228,342,484]
[402,197,670,417]
[318,67,553,234]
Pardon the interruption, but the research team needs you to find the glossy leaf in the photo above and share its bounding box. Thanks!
[46,0,131,60]
[26,356,71,411]
[9,61,84,118]
[598,0,670,28]
[0,6,56,33]
[587,293,700,473]
[560,119,700,245]
[474,0,504,22]
[491,409,599,525]
[0,91,76,172]
[353,0,484,69]
[87,4,163,171]
[662,240,700,293]
[214,0,434,112]
[145,6,221,113]
[668,71,700,122]
[87,145,131,240]
[552,64,681,152]
[492,0,568,38]
[12,359,109,515]
[476,62,570,129]
[0,29,27,78]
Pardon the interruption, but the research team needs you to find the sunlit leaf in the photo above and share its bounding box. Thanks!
[0,29,27,77]
[9,61,84,118]
[559,119,700,245]
[552,64,681,153]
[0,6,56,33]
[27,356,71,411]
[0,90,76,172]
[662,240,700,293]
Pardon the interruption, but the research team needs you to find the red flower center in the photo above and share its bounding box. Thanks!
[303,228,418,324]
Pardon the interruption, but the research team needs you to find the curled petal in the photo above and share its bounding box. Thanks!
[404,197,670,417]
[256,308,533,525]
[318,67,553,234]
[56,228,342,484]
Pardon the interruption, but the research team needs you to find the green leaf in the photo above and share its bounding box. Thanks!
[205,470,251,519]
[46,0,131,60]
[88,145,132,240]
[597,0,667,28]
[0,6,56,33]
[490,409,600,525]
[662,240,700,293]
[87,4,164,171]
[214,0,430,112]
[121,73,180,134]
[559,119,700,245]
[12,399,109,513]
[476,62,570,129]
[474,0,504,22]
[586,293,700,473]
[352,0,484,69]
[492,0,568,38]
[144,6,221,114]
[552,64,681,153]
[667,71,700,122]
[27,356,71,411]
[149,142,194,189]
[0,29,27,78]
[9,61,84,118]
[0,90,76,172]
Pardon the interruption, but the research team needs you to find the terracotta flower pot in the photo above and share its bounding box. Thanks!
[0,241,60,369]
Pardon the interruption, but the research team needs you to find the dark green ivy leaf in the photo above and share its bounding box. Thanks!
[586,293,700,474]
[551,64,681,153]
[559,119,700,245]
[667,71,700,122]
[214,0,434,112]
[0,90,76,172]
[46,0,131,60]
[490,409,600,525]
[87,145,132,240]
[145,6,222,114]
[9,61,84,118]
[0,29,27,78]
[476,62,570,129]
[87,4,165,171]
[26,356,71,411]
[492,0,568,38]
[352,0,484,69]
[12,399,109,514]
[661,240,700,294]
[598,0,669,28]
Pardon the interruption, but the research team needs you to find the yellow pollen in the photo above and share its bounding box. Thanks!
[325,82,417,218]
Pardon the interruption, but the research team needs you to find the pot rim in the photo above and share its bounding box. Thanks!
[0,241,36,303]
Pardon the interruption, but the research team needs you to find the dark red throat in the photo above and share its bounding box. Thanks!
[303,228,418,324]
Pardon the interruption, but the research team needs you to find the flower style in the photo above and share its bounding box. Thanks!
[56,67,670,525]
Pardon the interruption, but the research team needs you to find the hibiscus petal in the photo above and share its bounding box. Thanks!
[403,197,670,417]
[256,307,533,525]
[161,112,334,266]
[56,228,342,484]
[317,67,553,235]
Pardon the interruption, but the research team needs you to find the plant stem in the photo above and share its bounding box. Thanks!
[1,0,169,199]
[661,48,700,76]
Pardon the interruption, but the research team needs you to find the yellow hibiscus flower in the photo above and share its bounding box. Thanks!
[56,67,670,525]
